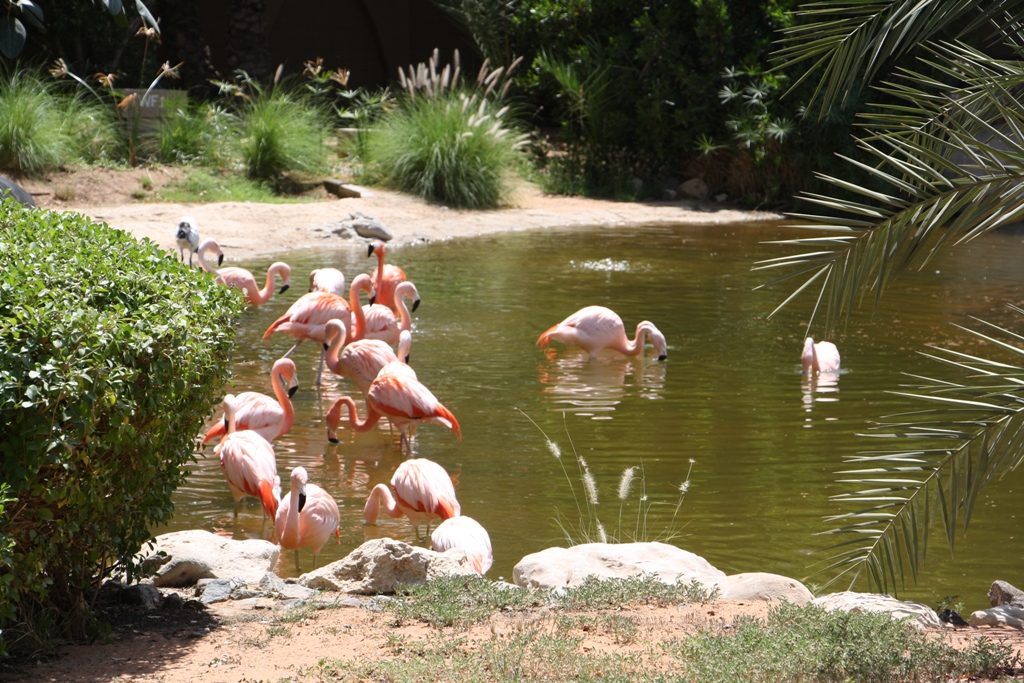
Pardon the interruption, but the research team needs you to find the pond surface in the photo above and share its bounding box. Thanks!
[165,222,1024,610]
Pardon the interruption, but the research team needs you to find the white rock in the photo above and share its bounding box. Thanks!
[677,178,709,200]
[298,538,476,594]
[143,530,280,587]
[512,542,725,589]
[970,604,1024,628]
[811,591,942,629]
[712,572,814,604]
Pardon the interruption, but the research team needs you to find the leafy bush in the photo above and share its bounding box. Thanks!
[365,51,525,208]
[157,97,236,166]
[237,86,328,180]
[0,70,74,175]
[0,203,242,657]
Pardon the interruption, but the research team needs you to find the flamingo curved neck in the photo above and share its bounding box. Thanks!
[350,282,367,340]
[618,323,648,356]
[395,289,412,332]
[365,484,401,524]
[225,404,236,434]
[252,266,279,305]
[196,243,218,274]
[324,331,345,375]
[272,368,294,435]
[374,249,386,297]
[281,483,301,547]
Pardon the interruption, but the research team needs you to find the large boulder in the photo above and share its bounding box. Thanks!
[142,529,280,587]
[298,538,475,593]
[988,580,1024,609]
[712,572,814,605]
[513,542,725,589]
[0,176,35,207]
[970,604,1024,628]
[811,592,942,630]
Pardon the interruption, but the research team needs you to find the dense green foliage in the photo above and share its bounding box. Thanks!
[0,204,242,656]
[157,98,235,167]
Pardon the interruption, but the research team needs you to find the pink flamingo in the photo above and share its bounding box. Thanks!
[364,458,460,539]
[275,466,341,570]
[361,281,420,345]
[326,359,459,451]
[263,274,374,384]
[202,358,298,445]
[802,337,841,373]
[323,321,412,397]
[368,242,407,313]
[214,394,279,519]
[537,306,667,360]
[196,238,291,306]
[431,516,493,574]
[309,267,346,296]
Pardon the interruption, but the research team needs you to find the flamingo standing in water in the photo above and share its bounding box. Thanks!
[368,242,406,313]
[361,281,420,345]
[196,238,291,306]
[326,358,459,451]
[537,306,668,360]
[364,458,460,539]
[802,337,840,373]
[263,274,374,384]
[309,268,346,296]
[323,321,412,397]
[276,466,340,570]
[431,516,493,574]
[215,395,279,520]
[202,358,298,444]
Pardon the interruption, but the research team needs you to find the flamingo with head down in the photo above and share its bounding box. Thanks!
[202,358,298,445]
[364,458,460,539]
[309,268,346,296]
[537,306,667,360]
[325,354,458,452]
[368,242,407,313]
[215,394,279,520]
[322,321,412,397]
[196,238,291,306]
[431,516,493,574]
[276,466,340,570]
[802,337,841,374]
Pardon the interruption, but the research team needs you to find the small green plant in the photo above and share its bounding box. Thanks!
[671,602,1015,683]
[140,176,153,190]
[158,98,236,166]
[364,49,526,209]
[54,186,76,201]
[519,409,692,545]
[159,169,314,204]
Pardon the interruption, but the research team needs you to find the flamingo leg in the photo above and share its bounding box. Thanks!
[294,550,300,572]
[315,349,326,386]
[282,340,303,358]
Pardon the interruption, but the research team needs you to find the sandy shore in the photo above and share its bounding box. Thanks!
[63,184,782,261]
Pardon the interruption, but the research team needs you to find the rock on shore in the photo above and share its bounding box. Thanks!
[142,529,280,587]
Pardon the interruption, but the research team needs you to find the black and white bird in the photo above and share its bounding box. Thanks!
[176,216,200,268]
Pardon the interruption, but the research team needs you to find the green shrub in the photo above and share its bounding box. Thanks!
[367,90,524,208]
[0,71,74,175]
[238,88,328,180]
[157,98,236,166]
[60,92,124,164]
[0,203,242,657]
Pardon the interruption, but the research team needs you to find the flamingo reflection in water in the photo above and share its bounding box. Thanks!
[537,348,666,418]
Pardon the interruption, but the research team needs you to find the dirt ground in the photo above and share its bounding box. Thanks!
[7,596,1022,683]
[16,167,783,261]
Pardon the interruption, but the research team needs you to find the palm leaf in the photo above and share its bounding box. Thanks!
[815,310,1024,593]
[773,0,1024,113]
[756,41,1024,336]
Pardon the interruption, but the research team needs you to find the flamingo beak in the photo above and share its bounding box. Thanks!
[368,294,376,306]
[298,492,307,512]
[223,417,228,430]
[412,298,421,312]
[322,342,329,352]
[366,244,374,257]
[328,436,339,444]
[404,353,410,364]
[278,283,290,295]
[658,354,667,361]
[288,383,299,398]
[217,253,224,266]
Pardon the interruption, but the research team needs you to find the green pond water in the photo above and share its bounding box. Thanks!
[166,222,1024,610]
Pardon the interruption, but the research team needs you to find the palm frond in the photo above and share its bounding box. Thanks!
[756,42,1024,336]
[773,0,1024,114]
[816,310,1024,593]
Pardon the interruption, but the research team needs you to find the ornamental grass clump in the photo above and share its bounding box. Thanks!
[158,98,236,166]
[366,49,527,209]
[237,86,328,181]
[0,203,242,657]
[0,70,74,175]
